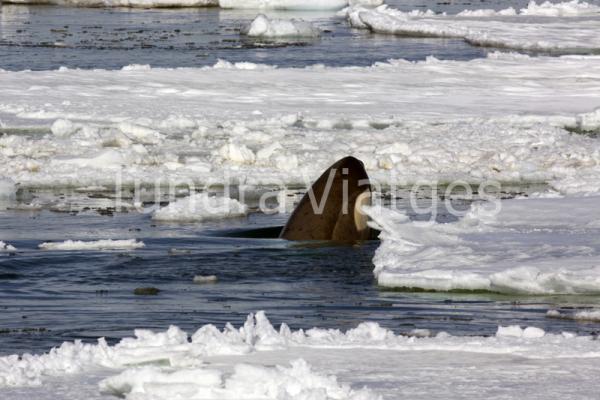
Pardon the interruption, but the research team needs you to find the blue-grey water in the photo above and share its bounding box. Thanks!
[2,0,600,356]
[0,0,540,71]
[2,186,600,356]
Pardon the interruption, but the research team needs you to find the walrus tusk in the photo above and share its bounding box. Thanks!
[280,156,372,241]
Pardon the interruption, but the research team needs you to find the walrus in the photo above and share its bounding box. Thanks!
[280,156,372,241]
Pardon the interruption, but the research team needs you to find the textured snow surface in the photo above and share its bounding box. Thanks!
[347,1,600,52]
[38,239,145,251]
[1,54,600,193]
[1,312,600,399]
[366,195,600,294]
[243,14,321,38]
[152,193,248,222]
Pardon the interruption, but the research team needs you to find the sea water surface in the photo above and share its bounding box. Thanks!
[2,0,600,356]
[2,186,600,356]
[0,0,538,70]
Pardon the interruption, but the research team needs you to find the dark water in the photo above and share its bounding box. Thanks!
[2,187,600,356]
[0,0,541,71]
[2,0,600,356]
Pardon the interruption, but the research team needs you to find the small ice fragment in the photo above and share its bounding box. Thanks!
[153,193,248,222]
[38,239,145,251]
[0,241,17,252]
[193,275,218,284]
[244,14,321,38]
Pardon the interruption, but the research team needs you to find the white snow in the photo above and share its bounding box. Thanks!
[243,14,321,38]
[193,274,218,283]
[347,1,600,52]
[38,239,145,251]
[0,241,17,252]
[152,193,248,222]
[1,54,600,193]
[99,359,375,400]
[1,312,600,399]
[365,195,600,294]
[3,0,218,8]
[547,309,600,321]
[219,0,348,10]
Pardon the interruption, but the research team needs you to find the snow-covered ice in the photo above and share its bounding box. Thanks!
[99,359,376,400]
[38,239,145,251]
[219,0,348,10]
[366,195,600,294]
[1,54,600,193]
[152,193,248,222]
[1,312,600,399]
[243,14,321,38]
[347,1,600,52]
[547,309,600,321]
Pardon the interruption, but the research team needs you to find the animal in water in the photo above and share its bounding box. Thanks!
[279,156,373,241]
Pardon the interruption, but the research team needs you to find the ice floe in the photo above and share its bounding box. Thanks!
[1,54,600,194]
[1,311,600,400]
[0,241,16,252]
[243,14,321,38]
[547,309,600,321]
[152,193,248,222]
[38,239,145,251]
[347,1,600,52]
[366,195,600,294]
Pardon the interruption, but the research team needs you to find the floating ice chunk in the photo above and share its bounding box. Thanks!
[365,196,600,294]
[219,0,348,10]
[210,59,275,70]
[348,2,600,52]
[152,193,248,222]
[219,142,256,164]
[38,239,145,251]
[193,274,218,284]
[547,309,600,321]
[118,122,164,145]
[50,119,77,138]
[244,14,321,38]
[0,241,17,252]
[497,326,546,339]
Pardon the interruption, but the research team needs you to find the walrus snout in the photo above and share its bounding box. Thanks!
[280,156,372,241]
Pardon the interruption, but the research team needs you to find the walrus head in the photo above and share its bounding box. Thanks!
[280,156,372,241]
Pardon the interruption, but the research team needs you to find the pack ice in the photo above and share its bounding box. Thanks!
[347,0,600,52]
[1,53,600,193]
[2,312,600,400]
